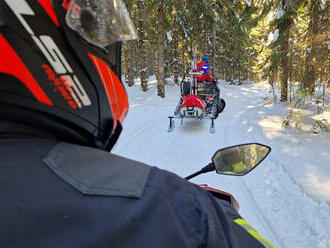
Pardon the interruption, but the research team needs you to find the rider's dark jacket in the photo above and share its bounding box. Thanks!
[0,121,269,248]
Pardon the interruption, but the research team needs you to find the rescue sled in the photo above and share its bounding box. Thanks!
[168,69,226,133]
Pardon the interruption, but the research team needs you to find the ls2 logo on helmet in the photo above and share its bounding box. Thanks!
[4,0,92,109]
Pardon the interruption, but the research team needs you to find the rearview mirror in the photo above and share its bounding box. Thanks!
[212,143,271,176]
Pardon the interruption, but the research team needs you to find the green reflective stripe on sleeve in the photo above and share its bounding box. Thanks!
[247,230,275,248]
[234,218,258,232]
[234,218,275,248]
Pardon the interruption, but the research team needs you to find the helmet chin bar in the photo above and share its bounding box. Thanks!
[114,41,122,81]
[0,102,94,146]
[99,122,123,151]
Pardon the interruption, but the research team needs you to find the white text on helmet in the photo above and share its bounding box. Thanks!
[4,0,92,109]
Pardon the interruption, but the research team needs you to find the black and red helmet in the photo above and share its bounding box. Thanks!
[0,0,137,151]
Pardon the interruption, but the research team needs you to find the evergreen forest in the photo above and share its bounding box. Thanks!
[122,0,329,107]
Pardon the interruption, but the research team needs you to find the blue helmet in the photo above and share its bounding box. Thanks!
[202,56,209,63]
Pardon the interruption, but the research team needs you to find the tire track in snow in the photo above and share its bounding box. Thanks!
[113,111,163,155]
[261,155,330,248]
[219,85,283,247]
[238,179,284,248]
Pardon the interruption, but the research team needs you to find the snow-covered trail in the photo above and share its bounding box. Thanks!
[113,81,330,248]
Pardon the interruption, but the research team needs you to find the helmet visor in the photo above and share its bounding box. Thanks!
[65,0,137,48]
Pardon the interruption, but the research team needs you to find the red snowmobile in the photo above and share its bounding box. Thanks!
[168,68,226,133]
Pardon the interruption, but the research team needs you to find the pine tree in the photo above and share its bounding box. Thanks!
[137,0,148,92]
[303,0,328,95]
[156,0,166,98]
[172,1,180,85]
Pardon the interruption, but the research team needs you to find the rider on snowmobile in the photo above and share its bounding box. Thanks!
[0,1,273,247]
[195,56,219,98]
[194,55,224,118]
[196,55,214,82]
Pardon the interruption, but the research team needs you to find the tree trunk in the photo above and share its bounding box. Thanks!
[269,70,278,102]
[226,69,230,82]
[303,0,319,95]
[124,42,134,87]
[288,30,293,102]
[182,49,186,75]
[238,66,241,85]
[203,24,208,55]
[280,22,290,102]
[173,3,179,85]
[211,25,216,79]
[137,0,148,91]
[156,1,166,98]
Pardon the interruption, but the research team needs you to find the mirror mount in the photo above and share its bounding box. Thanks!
[185,162,215,180]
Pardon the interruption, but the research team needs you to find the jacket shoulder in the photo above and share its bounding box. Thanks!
[43,142,151,198]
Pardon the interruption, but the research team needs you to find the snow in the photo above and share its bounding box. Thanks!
[213,9,219,22]
[268,29,279,44]
[244,0,251,6]
[275,3,285,19]
[113,80,330,248]
[321,0,327,10]
[268,11,274,22]
[273,29,279,42]
[166,31,172,42]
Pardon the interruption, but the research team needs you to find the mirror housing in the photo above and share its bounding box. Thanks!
[212,143,271,176]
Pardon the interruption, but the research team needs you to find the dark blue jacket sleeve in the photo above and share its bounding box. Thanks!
[145,167,269,248]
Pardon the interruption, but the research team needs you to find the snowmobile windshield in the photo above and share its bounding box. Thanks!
[65,0,137,48]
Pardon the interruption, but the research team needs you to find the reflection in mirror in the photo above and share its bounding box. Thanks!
[212,144,271,176]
